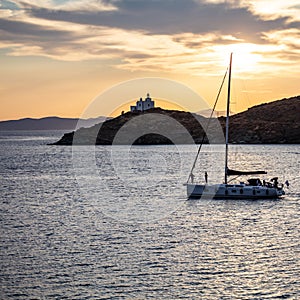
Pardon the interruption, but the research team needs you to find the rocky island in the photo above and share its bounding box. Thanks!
[52,95,300,145]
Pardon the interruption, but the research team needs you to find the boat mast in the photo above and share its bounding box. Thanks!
[224,53,233,184]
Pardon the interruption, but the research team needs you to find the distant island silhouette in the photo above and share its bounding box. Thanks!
[0,116,108,131]
[51,95,300,145]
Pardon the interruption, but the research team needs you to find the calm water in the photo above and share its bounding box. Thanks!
[0,131,299,299]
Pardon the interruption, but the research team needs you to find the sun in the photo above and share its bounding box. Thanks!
[216,43,263,75]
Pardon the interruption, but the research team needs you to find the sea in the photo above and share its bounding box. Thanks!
[0,130,299,299]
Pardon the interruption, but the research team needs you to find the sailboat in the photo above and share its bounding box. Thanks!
[186,53,285,199]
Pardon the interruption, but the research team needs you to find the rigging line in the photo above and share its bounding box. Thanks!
[187,67,229,183]
[228,175,240,183]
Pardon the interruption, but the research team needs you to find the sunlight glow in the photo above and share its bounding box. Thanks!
[213,43,262,75]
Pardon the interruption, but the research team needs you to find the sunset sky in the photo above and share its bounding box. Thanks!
[1,0,299,120]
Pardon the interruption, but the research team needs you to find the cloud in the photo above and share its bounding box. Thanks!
[263,28,300,47]
[11,0,118,12]
[202,0,300,22]
[259,28,300,71]
[0,0,299,78]
[6,0,292,40]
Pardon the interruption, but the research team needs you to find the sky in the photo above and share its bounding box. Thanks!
[0,0,299,120]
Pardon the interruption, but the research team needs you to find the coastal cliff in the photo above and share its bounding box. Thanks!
[225,95,300,143]
[52,95,300,145]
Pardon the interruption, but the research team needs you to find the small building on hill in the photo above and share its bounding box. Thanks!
[130,93,155,112]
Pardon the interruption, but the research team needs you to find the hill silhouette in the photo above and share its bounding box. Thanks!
[52,95,300,145]
[223,95,300,143]
[0,116,107,131]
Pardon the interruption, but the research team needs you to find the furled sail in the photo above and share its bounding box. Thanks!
[226,168,267,176]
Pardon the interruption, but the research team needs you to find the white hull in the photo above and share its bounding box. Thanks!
[187,183,285,199]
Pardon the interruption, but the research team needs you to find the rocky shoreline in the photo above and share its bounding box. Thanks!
[52,95,300,145]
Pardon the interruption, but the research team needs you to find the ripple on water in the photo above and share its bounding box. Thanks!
[0,135,299,299]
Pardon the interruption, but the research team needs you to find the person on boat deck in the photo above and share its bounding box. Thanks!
[191,173,195,183]
[205,172,208,184]
[271,177,278,188]
[285,180,290,188]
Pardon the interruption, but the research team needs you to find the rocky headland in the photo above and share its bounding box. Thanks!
[52,95,300,145]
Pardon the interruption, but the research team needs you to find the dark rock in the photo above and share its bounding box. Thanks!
[52,95,300,145]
